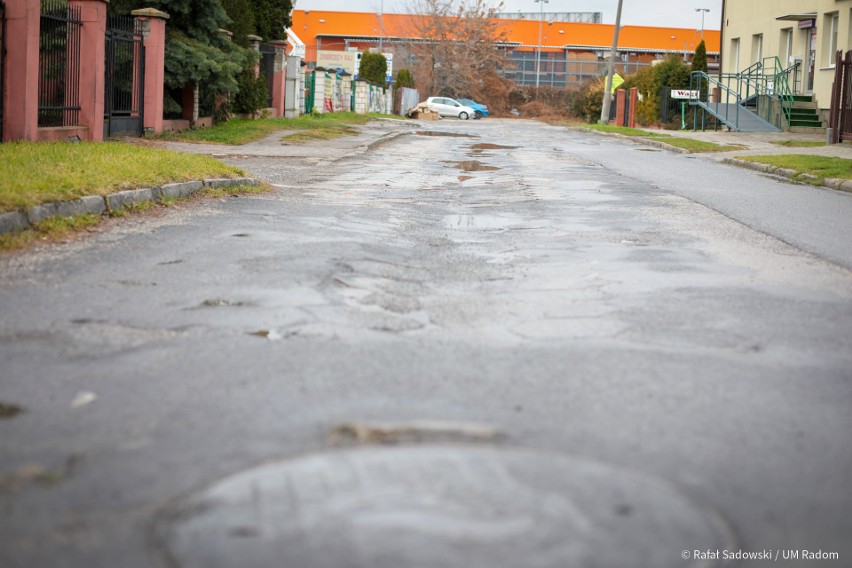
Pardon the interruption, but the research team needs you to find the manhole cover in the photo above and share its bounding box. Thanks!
[156,445,734,568]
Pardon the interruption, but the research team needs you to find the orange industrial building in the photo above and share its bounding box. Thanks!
[290,10,720,89]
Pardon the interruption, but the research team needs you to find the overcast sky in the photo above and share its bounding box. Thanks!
[294,0,724,29]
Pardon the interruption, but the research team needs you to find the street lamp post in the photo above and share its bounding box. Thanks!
[695,8,709,41]
[378,0,383,51]
[534,0,549,89]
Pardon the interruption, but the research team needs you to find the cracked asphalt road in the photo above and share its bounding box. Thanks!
[1,119,851,567]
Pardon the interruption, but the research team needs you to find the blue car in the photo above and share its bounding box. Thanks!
[457,98,489,119]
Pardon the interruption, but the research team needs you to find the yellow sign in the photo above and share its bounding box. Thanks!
[610,73,624,94]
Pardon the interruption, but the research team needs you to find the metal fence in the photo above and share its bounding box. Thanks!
[1,0,6,141]
[38,0,82,127]
[104,14,144,138]
[260,44,275,108]
[502,52,653,90]
[829,50,852,144]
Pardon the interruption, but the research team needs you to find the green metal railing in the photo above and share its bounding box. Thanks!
[689,57,796,131]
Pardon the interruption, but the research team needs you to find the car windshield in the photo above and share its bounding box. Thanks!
[459,99,473,105]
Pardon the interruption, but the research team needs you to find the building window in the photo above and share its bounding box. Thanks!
[752,34,763,65]
[824,12,839,66]
[780,28,793,66]
[731,38,740,71]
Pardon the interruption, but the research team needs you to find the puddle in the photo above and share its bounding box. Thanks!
[158,259,184,266]
[447,160,500,172]
[232,233,250,238]
[635,148,660,152]
[470,143,517,150]
[415,131,474,138]
[0,402,25,419]
[458,176,473,182]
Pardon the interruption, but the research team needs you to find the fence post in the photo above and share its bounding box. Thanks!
[132,8,168,135]
[628,87,638,128]
[268,39,286,118]
[3,0,40,141]
[68,0,107,141]
[247,34,261,78]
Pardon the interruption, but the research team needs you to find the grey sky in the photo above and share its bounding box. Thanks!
[294,0,723,30]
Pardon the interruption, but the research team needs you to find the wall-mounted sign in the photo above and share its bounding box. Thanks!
[670,89,699,99]
[798,19,815,29]
[316,50,360,74]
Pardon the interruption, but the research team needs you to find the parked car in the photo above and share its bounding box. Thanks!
[425,97,476,120]
[457,98,489,119]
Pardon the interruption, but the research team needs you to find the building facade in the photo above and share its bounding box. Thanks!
[721,0,852,110]
[290,10,720,91]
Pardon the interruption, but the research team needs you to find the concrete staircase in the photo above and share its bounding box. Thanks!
[788,95,826,134]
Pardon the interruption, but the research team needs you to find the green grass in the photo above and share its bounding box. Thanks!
[158,112,402,145]
[644,136,746,153]
[0,214,100,252]
[581,123,661,137]
[0,142,242,211]
[769,140,827,148]
[736,154,852,182]
[281,125,359,143]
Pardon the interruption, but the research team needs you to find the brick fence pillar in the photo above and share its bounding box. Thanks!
[69,0,107,141]
[615,89,627,127]
[628,87,638,128]
[132,8,168,135]
[3,0,40,141]
[269,40,287,118]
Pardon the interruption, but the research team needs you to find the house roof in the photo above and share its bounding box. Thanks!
[290,10,720,57]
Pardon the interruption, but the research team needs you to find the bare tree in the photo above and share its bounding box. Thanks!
[401,0,512,102]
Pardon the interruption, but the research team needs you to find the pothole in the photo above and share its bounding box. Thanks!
[197,299,252,308]
[447,160,500,172]
[231,233,250,238]
[470,143,517,150]
[458,176,473,182]
[155,445,736,568]
[247,329,285,340]
[415,131,474,138]
[0,402,25,419]
[330,421,504,445]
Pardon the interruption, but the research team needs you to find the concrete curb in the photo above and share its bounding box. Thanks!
[721,158,852,193]
[337,130,419,162]
[0,177,261,237]
[576,127,851,193]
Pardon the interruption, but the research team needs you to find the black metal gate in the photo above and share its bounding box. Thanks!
[104,14,144,138]
[39,0,81,127]
[1,0,6,141]
[260,44,275,109]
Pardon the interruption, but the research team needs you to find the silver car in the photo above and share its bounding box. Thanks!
[425,96,476,120]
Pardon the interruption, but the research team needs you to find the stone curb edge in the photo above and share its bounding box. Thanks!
[0,178,260,237]
[721,158,852,193]
[575,126,851,193]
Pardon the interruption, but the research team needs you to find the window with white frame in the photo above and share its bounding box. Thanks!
[824,12,839,66]
[781,28,792,66]
[731,38,740,71]
[752,34,763,64]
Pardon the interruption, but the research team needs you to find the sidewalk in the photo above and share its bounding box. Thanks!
[653,129,851,161]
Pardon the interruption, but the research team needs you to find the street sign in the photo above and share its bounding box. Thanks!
[670,89,699,99]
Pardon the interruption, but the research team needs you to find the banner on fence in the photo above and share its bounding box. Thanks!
[317,50,360,75]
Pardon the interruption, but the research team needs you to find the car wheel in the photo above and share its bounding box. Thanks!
[474,110,483,119]
[459,111,469,120]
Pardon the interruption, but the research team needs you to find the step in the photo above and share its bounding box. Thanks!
[789,118,824,127]
[791,94,813,103]
[792,100,818,109]
[789,109,820,119]
[789,126,826,134]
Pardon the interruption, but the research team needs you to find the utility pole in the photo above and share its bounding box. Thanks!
[599,0,624,124]
[378,0,384,51]
[696,8,709,41]
[534,0,549,89]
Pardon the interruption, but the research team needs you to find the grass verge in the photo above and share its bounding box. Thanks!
[555,121,744,153]
[0,184,270,253]
[0,142,242,211]
[769,140,827,148]
[735,154,852,183]
[157,112,402,145]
